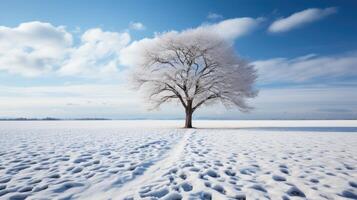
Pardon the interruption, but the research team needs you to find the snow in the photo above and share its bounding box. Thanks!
[0,120,356,200]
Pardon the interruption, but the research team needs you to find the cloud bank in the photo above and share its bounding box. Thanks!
[59,28,130,77]
[254,52,357,84]
[269,7,337,33]
[0,22,131,78]
[1,84,356,119]
[0,18,261,78]
[0,21,72,77]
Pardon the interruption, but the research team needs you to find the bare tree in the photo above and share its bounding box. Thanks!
[131,32,258,128]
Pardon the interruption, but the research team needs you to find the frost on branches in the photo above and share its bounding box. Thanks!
[130,31,258,128]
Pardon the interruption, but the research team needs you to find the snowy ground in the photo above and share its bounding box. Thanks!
[0,120,356,200]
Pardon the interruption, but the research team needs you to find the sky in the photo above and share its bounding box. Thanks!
[0,0,357,119]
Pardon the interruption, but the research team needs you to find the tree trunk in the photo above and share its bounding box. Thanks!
[185,110,193,128]
[185,100,193,128]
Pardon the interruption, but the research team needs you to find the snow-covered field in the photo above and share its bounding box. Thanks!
[0,120,356,200]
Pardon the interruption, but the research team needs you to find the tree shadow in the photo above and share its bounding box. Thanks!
[193,127,357,132]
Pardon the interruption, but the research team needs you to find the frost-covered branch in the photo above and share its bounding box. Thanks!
[130,31,258,127]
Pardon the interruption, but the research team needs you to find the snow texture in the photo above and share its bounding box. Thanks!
[0,120,356,200]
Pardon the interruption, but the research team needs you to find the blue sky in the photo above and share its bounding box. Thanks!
[0,0,356,119]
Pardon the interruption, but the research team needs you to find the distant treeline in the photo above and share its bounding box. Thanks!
[0,117,111,121]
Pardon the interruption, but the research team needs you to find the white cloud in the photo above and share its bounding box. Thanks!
[0,22,131,78]
[268,7,337,33]
[207,12,223,20]
[0,21,73,77]
[197,17,262,40]
[58,28,130,77]
[129,22,145,30]
[0,18,260,78]
[120,17,262,67]
[253,52,357,84]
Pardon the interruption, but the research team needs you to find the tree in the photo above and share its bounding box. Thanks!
[130,32,258,128]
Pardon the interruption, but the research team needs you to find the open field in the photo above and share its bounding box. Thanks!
[0,120,356,199]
